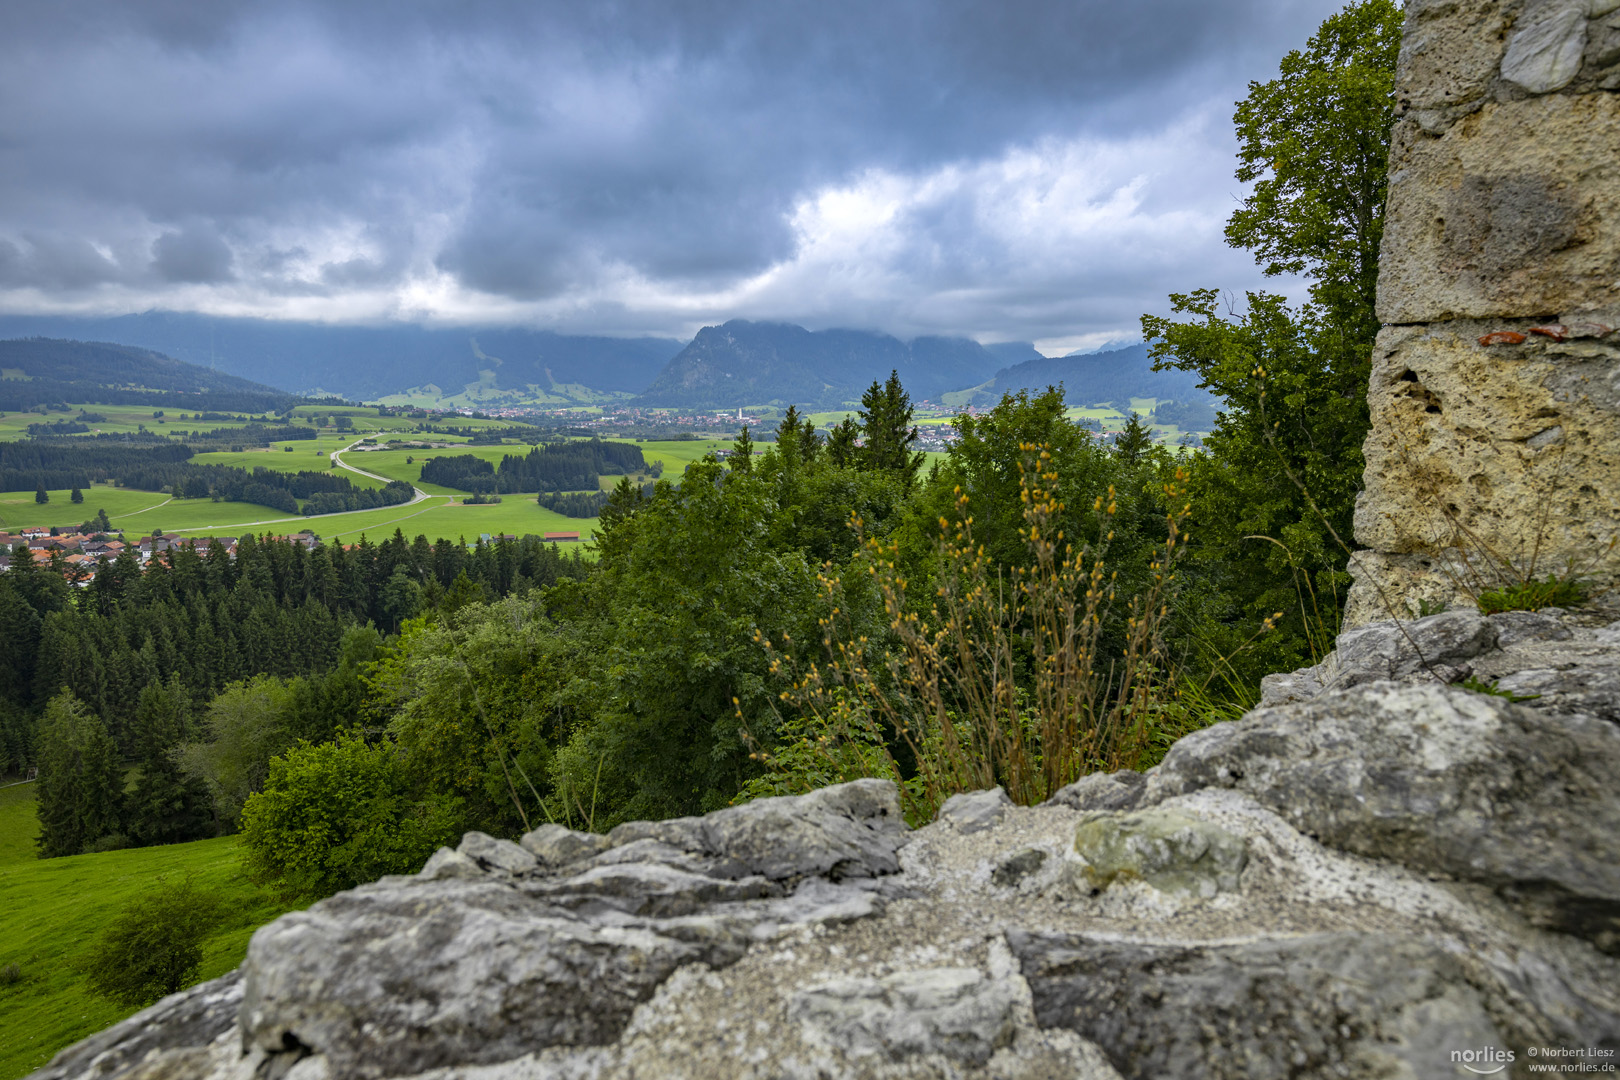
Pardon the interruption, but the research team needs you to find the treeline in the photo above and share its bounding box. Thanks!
[1,442,192,491]
[421,440,646,494]
[3,528,593,853]
[2,428,317,491]
[537,490,611,517]
[302,480,415,516]
[167,465,412,516]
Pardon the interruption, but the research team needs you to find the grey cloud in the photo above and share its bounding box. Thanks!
[1,233,126,290]
[152,222,234,283]
[0,0,1341,339]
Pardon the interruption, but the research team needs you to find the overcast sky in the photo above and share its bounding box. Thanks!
[0,0,1338,354]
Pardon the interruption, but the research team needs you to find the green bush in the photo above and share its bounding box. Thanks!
[82,877,223,1007]
[240,734,463,897]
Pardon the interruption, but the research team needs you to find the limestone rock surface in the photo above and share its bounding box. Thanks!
[35,627,1620,1080]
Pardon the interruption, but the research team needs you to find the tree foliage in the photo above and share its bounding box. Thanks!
[1144,0,1398,675]
[1225,0,1402,337]
[35,690,124,857]
[240,734,462,896]
[83,877,223,1006]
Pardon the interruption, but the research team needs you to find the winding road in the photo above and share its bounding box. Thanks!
[327,439,429,505]
[167,438,448,534]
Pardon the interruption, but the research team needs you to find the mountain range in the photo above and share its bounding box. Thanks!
[0,313,683,406]
[0,313,1215,413]
[952,343,1208,409]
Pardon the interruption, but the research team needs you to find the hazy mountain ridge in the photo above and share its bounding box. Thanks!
[0,316,1214,415]
[0,313,684,403]
[633,320,1009,408]
[0,337,294,412]
[961,343,1215,409]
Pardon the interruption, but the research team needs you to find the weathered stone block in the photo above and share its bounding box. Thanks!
[1146,681,1620,951]
[1378,93,1620,322]
[1352,322,1620,606]
[1396,0,1514,120]
[1010,931,1504,1080]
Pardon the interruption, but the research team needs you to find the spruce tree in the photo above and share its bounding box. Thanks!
[730,426,754,476]
[35,485,48,505]
[857,371,925,487]
[1114,412,1154,465]
[128,675,212,846]
[774,407,804,473]
[70,486,84,504]
[35,690,124,857]
[825,416,860,469]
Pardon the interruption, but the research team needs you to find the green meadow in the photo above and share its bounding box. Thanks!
[0,784,301,1080]
[0,485,169,532]
[3,435,897,548]
[0,405,275,439]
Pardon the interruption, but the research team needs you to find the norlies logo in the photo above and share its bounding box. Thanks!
[1453,1046,1516,1074]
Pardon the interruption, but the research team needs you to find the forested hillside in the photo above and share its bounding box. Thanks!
[967,343,1215,409]
[0,339,293,413]
[633,321,1004,408]
[0,317,682,401]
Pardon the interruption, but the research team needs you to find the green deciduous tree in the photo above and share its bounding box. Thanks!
[179,675,293,831]
[35,690,124,857]
[367,596,576,836]
[240,734,463,896]
[83,877,222,1005]
[549,456,819,825]
[1144,0,1398,678]
[1225,0,1401,339]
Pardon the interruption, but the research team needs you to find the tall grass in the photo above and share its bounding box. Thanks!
[741,447,1194,823]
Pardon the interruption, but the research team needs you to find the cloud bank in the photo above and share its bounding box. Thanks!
[0,0,1338,347]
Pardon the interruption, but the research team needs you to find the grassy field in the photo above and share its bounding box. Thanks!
[0,485,170,533]
[0,403,525,443]
[2,434,982,548]
[0,785,301,1080]
[190,445,387,490]
[317,497,599,545]
[0,405,275,439]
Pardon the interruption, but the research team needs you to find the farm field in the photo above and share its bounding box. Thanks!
[0,405,276,439]
[319,498,598,545]
[3,433,996,548]
[0,784,301,1080]
[0,485,169,532]
[617,438,728,473]
[0,402,529,444]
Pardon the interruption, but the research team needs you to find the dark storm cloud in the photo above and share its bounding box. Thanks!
[0,0,1341,339]
[152,222,235,283]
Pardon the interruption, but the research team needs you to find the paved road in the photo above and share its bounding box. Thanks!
[166,438,444,533]
[328,439,430,505]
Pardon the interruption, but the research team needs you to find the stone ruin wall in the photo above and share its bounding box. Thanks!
[1347,0,1620,625]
